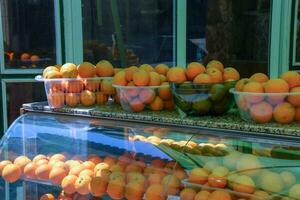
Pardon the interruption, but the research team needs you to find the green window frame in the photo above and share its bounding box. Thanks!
[291,0,300,68]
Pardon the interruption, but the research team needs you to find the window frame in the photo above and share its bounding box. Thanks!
[291,0,300,69]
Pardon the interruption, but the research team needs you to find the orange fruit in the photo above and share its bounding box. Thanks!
[162,175,181,195]
[288,87,300,106]
[148,173,162,185]
[79,169,94,178]
[94,163,110,177]
[65,93,79,107]
[193,73,212,84]
[101,79,116,95]
[250,73,269,83]
[0,160,12,176]
[44,70,62,79]
[155,64,169,75]
[145,184,166,200]
[158,82,172,100]
[167,67,187,84]
[40,193,56,200]
[243,82,264,103]
[48,91,65,108]
[126,172,146,184]
[250,101,273,123]
[113,71,127,86]
[273,102,296,124]
[107,178,126,199]
[223,67,240,81]
[180,188,197,200]
[149,72,161,86]
[125,164,143,174]
[20,52,30,61]
[159,74,167,83]
[75,175,92,195]
[96,60,114,77]
[69,164,85,176]
[206,68,223,83]
[104,156,117,167]
[206,60,224,72]
[133,70,150,86]
[33,154,48,163]
[164,100,175,110]
[84,79,100,92]
[88,155,102,165]
[125,66,139,82]
[35,164,52,180]
[82,161,96,171]
[208,173,227,188]
[50,154,66,162]
[140,64,154,73]
[61,175,78,194]
[110,164,124,172]
[174,169,186,180]
[64,80,84,93]
[186,62,206,81]
[139,89,155,104]
[130,98,145,112]
[189,168,209,184]
[43,66,59,78]
[125,181,144,200]
[208,190,232,200]
[280,71,300,88]
[264,79,289,93]
[35,159,49,167]
[295,107,300,121]
[60,63,78,78]
[232,175,255,194]
[49,167,68,185]
[24,162,37,179]
[77,62,96,78]
[2,164,22,183]
[30,55,40,62]
[150,159,165,168]
[14,155,31,171]
[194,191,210,200]
[80,90,96,106]
[96,92,108,105]
[90,176,109,197]
[235,78,251,91]
[149,96,164,111]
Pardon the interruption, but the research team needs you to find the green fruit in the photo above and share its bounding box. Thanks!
[209,84,226,102]
[174,95,191,112]
[224,81,236,92]
[177,81,194,94]
[192,99,212,115]
[211,96,232,115]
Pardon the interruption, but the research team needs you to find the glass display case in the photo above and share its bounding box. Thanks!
[0,110,300,200]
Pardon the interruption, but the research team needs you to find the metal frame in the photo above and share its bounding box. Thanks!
[292,0,300,67]
[176,0,187,67]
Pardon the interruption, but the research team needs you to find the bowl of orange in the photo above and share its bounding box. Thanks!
[231,72,300,124]
[37,61,115,108]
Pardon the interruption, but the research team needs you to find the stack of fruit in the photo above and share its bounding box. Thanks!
[232,71,300,124]
[113,64,175,112]
[169,60,240,116]
[40,60,116,108]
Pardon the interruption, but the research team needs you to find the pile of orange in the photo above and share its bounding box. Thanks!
[166,60,240,84]
[235,71,300,124]
[113,64,175,112]
[42,61,117,108]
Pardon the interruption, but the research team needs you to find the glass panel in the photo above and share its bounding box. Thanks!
[187,0,271,77]
[296,0,300,62]
[82,0,174,67]
[5,82,46,126]
[1,0,57,69]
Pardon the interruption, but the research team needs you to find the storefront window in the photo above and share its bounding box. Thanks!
[187,0,271,77]
[296,0,300,62]
[82,0,174,67]
[1,0,57,69]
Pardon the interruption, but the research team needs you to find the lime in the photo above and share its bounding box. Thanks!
[192,99,212,115]
[209,84,226,102]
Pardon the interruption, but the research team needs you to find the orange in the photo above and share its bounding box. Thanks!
[96,60,114,77]
[206,68,223,83]
[79,169,94,177]
[33,154,48,163]
[139,88,156,104]
[140,64,154,73]
[180,188,197,200]
[69,164,85,176]
[273,102,296,124]
[35,159,49,167]
[80,90,96,106]
[160,74,167,83]
[130,98,145,112]
[174,169,186,180]
[280,71,300,88]
[250,73,269,83]
[250,101,273,123]
[77,62,96,78]
[64,80,84,93]
[107,178,126,199]
[125,164,143,174]
[149,72,161,86]
[264,79,289,93]
[43,66,59,78]
[235,78,251,91]
[243,82,264,104]
[65,93,79,107]
[24,162,37,179]
[148,173,162,185]
[96,92,108,105]
[208,173,227,188]
[84,79,100,92]
[44,70,62,79]
[133,70,150,86]
[61,175,78,194]
[155,64,169,75]
[48,91,65,108]
[125,181,144,200]
[40,193,56,200]
[14,156,31,171]
[101,79,116,95]
[110,164,124,172]
[232,175,255,194]
[189,168,209,184]
[35,164,52,180]
[167,67,187,84]
[223,67,240,81]
[186,62,206,81]
[20,52,30,61]
[88,155,102,165]
[295,107,300,121]
[60,63,78,78]
[193,73,212,84]
[125,66,139,82]
[158,82,172,100]
[288,87,300,106]
[206,60,224,72]
[82,161,96,171]
[150,96,164,111]
[90,176,109,197]
[49,167,68,185]
[164,100,175,110]
[0,160,12,176]
[126,172,146,184]
[145,184,166,200]
[104,156,117,167]
[162,175,181,195]
[94,162,110,176]
[208,190,232,200]
[113,71,127,86]
[194,191,210,200]
[2,164,22,183]
[75,175,92,195]
[50,154,66,162]
[30,55,40,62]
[151,159,165,168]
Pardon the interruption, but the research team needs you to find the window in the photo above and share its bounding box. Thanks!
[296,0,300,63]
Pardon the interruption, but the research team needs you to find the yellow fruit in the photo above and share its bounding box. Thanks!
[60,63,78,78]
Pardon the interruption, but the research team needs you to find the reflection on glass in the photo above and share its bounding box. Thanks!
[187,0,271,77]
[1,0,57,69]
[6,82,46,126]
[82,0,174,67]
[296,0,300,62]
